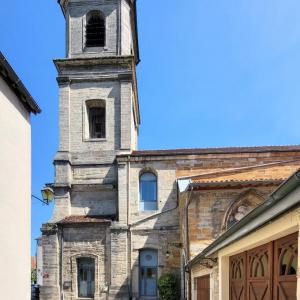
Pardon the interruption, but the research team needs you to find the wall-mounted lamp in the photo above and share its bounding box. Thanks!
[32,186,54,205]
[165,250,170,259]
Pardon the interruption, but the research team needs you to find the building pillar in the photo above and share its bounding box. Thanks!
[40,224,61,300]
[109,228,129,299]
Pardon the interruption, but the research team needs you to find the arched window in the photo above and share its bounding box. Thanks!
[86,100,106,139]
[139,172,157,211]
[140,249,158,297]
[222,189,264,230]
[86,11,105,48]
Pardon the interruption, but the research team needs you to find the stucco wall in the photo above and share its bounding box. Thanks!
[0,76,31,300]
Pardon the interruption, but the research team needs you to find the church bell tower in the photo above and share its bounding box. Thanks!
[51,0,140,221]
[41,1,140,299]
[56,0,140,157]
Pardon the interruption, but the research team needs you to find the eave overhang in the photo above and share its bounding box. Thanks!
[0,51,41,114]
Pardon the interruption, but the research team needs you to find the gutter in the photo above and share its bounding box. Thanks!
[186,168,300,270]
[0,51,41,114]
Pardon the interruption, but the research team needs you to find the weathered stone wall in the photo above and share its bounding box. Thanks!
[40,227,60,300]
[68,0,118,58]
[127,161,178,224]
[66,0,134,59]
[187,186,276,258]
[175,153,300,178]
[115,159,181,298]
[71,188,117,216]
[177,155,300,260]
[61,225,110,300]
[130,229,181,299]
[70,80,120,153]
[109,229,129,299]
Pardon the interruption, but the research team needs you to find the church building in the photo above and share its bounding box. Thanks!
[40,1,300,299]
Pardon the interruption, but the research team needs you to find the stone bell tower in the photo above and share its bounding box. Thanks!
[40,1,140,299]
[50,0,140,221]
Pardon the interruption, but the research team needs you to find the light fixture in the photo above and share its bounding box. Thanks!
[41,186,54,204]
[165,250,170,259]
[32,186,54,205]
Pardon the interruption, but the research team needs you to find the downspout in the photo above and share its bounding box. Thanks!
[127,155,132,299]
[58,226,64,300]
[185,186,194,300]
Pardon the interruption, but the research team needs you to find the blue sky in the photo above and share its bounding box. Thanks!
[1,0,300,255]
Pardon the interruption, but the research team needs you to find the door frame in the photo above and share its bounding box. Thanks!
[139,249,158,297]
[195,274,210,300]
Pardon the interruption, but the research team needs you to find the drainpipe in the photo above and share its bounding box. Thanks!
[185,186,194,300]
[127,155,132,299]
[58,226,64,300]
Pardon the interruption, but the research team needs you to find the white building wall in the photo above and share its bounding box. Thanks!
[0,76,31,300]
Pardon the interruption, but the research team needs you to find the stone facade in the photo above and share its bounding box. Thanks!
[40,1,300,300]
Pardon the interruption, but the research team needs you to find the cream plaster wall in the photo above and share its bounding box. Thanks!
[0,76,31,300]
[218,206,300,300]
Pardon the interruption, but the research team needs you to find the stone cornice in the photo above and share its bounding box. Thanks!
[54,55,135,71]
[54,55,140,125]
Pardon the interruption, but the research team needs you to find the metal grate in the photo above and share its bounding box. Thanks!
[89,107,105,138]
[86,12,105,47]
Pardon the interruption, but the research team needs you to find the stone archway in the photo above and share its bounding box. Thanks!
[222,189,265,231]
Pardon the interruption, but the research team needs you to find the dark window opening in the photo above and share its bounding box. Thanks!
[86,11,105,48]
[89,106,106,139]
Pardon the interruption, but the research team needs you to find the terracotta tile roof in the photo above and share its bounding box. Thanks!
[58,215,115,224]
[131,145,300,157]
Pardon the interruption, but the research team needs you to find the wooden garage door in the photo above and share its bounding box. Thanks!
[274,233,298,300]
[230,253,247,300]
[247,242,272,300]
[196,275,210,300]
[229,233,298,300]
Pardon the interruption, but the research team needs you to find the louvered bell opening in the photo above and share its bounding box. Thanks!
[86,14,105,47]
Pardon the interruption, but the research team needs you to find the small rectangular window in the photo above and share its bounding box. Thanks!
[89,107,105,139]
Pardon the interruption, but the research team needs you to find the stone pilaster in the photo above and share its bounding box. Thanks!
[40,224,60,300]
[109,228,129,299]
